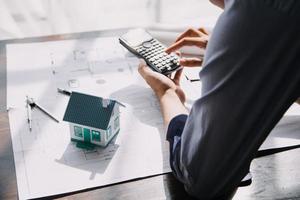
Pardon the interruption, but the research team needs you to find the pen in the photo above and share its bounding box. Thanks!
[26,96,32,131]
[57,88,72,96]
[57,88,126,108]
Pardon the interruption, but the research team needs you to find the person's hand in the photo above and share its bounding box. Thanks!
[138,60,186,104]
[165,28,209,67]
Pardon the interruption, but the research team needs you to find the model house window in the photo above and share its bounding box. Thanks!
[74,126,83,137]
[92,130,101,142]
[107,126,112,139]
[114,117,119,130]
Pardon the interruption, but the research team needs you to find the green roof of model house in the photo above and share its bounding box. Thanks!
[63,92,117,130]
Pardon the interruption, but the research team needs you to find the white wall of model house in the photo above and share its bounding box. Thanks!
[69,105,120,147]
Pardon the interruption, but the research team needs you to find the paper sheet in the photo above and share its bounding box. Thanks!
[6,36,198,199]
[6,36,300,199]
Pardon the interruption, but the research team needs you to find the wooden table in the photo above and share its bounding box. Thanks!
[1,29,300,200]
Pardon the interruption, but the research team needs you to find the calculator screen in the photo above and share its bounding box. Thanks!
[121,29,152,47]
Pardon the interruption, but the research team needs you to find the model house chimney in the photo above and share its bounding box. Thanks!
[102,98,110,108]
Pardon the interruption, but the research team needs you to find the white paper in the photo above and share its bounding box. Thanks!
[259,104,300,150]
[6,36,300,200]
[6,37,197,199]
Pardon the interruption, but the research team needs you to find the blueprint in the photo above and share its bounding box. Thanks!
[6,36,199,199]
[6,36,300,199]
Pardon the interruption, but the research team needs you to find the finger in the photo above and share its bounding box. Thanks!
[175,51,181,57]
[198,27,209,35]
[165,37,207,53]
[138,59,151,77]
[173,68,183,85]
[138,59,146,71]
[138,58,146,66]
[179,57,203,67]
[175,28,203,42]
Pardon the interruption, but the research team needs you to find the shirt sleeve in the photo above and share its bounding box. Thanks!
[166,114,188,183]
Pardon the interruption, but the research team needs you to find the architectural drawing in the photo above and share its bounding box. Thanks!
[6,37,177,199]
[6,36,300,200]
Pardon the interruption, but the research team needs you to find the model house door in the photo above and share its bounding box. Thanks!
[83,128,91,142]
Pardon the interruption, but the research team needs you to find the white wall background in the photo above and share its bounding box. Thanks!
[0,0,222,39]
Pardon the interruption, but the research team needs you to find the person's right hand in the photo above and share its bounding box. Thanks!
[165,28,209,67]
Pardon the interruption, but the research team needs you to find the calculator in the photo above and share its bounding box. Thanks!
[119,28,182,75]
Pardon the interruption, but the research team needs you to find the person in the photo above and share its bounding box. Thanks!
[138,0,300,199]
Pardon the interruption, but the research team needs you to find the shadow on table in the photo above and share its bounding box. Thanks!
[56,138,119,180]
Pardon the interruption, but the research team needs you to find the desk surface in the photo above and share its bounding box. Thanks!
[1,29,300,200]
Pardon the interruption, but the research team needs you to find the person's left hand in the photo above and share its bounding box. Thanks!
[138,60,186,104]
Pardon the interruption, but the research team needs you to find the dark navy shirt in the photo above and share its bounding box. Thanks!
[165,0,300,199]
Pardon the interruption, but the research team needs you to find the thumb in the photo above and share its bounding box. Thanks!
[173,68,183,85]
[138,59,157,78]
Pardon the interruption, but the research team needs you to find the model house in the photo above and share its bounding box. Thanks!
[63,92,121,147]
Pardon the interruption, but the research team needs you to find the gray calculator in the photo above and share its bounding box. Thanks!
[119,28,182,75]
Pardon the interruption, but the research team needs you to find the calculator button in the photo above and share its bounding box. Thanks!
[151,53,157,57]
[143,41,152,48]
[161,68,168,73]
